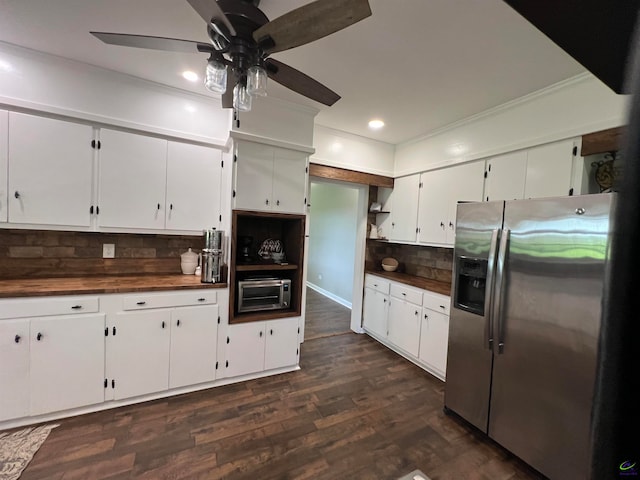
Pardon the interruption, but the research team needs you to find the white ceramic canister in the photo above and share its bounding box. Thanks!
[180,248,199,274]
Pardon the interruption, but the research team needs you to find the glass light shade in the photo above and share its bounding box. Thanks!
[246,66,267,97]
[204,60,227,94]
[233,83,252,112]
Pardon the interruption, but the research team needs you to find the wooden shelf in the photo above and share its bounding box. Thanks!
[230,309,300,324]
[235,263,298,271]
[370,210,390,214]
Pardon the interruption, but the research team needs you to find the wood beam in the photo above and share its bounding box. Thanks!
[309,163,394,188]
[581,127,625,157]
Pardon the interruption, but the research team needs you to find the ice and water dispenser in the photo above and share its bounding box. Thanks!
[454,256,488,316]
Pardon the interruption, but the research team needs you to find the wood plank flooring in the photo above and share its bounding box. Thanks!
[20,333,544,480]
[304,288,352,341]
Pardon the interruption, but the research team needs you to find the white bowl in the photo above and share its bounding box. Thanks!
[381,257,398,272]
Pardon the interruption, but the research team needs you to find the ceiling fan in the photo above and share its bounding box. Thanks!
[91,0,372,113]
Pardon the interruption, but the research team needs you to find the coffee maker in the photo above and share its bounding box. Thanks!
[201,228,225,283]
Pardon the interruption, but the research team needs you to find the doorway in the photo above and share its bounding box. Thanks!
[303,178,368,340]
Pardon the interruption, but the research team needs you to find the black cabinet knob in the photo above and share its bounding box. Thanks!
[157,203,161,210]
[177,319,181,327]
[14,334,21,343]
[14,191,20,199]
[36,332,43,341]
[161,321,166,329]
[265,199,269,205]
[276,200,280,206]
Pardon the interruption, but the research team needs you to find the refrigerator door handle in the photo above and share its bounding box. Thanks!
[494,228,510,354]
[484,228,501,350]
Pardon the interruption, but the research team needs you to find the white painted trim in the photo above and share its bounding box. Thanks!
[308,157,394,178]
[230,130,316,153]
[314,124,395,148]
[350,183,368,334]
[0,364,300,431]
[306,282,352,309]
[253,94,320,116]
[398,73,595,148]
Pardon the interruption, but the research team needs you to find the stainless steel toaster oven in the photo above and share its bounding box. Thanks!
[237,277,291,313]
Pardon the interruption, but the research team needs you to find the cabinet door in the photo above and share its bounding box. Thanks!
[362,287,388,338]
[417,170,448,245]
[8,113,93,227]
[225,322,265,377]
[234,141,273,211]
[445,161,486,245]
[166,142,221,231]
[484,151,527,202]
[419,308,449,378]
[98,129,167,229]
[389,174,420,242]
[264,318,299,370]
[272,147,307,214]
[0,319,30,421]
[169,305,218,389]
[524,139,575,199]
[0,110,7,223]
[109,310,170,400]
[30,314,105,415]
[387,298,421,357]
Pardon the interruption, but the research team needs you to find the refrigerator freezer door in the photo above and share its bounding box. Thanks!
[445,200,504,432]
[488,193,613,480]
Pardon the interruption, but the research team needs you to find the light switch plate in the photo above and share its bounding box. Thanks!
[102,243,115,258]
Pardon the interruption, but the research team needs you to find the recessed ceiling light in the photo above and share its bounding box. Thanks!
[368,119,385,130]
[182,70,199,82]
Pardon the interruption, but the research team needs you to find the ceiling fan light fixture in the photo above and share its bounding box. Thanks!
[233,82,252,112]
[246,65,268,97]
[204,58,227,94]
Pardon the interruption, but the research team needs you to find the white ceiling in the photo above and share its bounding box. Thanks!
[0,0,587,145]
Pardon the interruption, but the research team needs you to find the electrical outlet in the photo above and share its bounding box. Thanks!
[102,244,115,258]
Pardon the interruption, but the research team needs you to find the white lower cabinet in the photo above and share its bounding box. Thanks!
[363,274,451,381]
[0,319,30,421]
[30,314,106,415]
[362,287,388,338]
[109,310,171,400]
[225,317,300,377]
[169,306,219,389]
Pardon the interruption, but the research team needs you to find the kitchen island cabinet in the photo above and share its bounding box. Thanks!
[7,112,94,227]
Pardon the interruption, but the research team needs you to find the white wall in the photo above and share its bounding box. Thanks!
[307,181,359,307]
[394,74,629,176]
[0,41,231,146]
[312,125,395,177]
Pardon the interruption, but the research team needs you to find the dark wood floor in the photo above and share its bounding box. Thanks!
[20,332,544,480]
[304,287,352,341]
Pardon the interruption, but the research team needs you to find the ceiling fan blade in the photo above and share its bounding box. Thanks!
[265,58,340,106]
[253,0,371,54]
[186,0,236,37]
[91,32,210,54]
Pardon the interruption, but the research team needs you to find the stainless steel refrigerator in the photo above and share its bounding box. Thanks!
[445,193,615,480]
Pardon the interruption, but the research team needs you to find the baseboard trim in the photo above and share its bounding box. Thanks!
[306,282,352,309]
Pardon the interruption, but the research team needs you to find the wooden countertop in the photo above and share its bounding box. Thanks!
[365,270,451,296]
[0,275,227,298]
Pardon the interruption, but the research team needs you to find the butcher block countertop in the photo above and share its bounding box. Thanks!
[365,269,451,297]
[0,274,227,298]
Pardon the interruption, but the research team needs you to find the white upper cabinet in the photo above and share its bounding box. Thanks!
[166,142,221,231]
[416,161,484,246]
[234,140,308,214]
[484,150,527,202]
[524,138,575,199]
[8,113,93,227]
[98,129,168,230]
[388,174,420,242]
[0,110,7,223]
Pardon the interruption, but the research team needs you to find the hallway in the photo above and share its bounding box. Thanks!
[304,288,352,341]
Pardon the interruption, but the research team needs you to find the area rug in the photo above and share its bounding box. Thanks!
[397,470,431,480]
[0,424,59,480]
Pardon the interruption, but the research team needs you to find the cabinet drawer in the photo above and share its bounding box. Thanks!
[390,283,423,305]
[423,291,450,315]
[364,275,390,294]
[122,291,216,310]
[0,296,99,320]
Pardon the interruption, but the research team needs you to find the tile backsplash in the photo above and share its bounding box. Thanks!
[0,229,204,279]
[366,241,453,284]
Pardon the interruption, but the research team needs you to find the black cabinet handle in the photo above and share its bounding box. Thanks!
[414,310,419,316]
[276,200,280,206]
[424,314,428,319]
[197,298,206,302]
[177,319,181,327]
[265,199,269,205]
[259,331,263,337]
[440,222,445,227]
[136,301,146,306]
[161,321,166,329]
[170,203,173,210]
[402,292,406,296]
[112,326,117,336]
[383,298,386,303]
[36,332,43,341]
[71,305,82,310]
[14,191,20,199]
[157,203,161,210]
[449,221,454,228]
[270,329,273,335]
[14,334,21,343]
[439,305,445,309]
[90,205,94,214]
